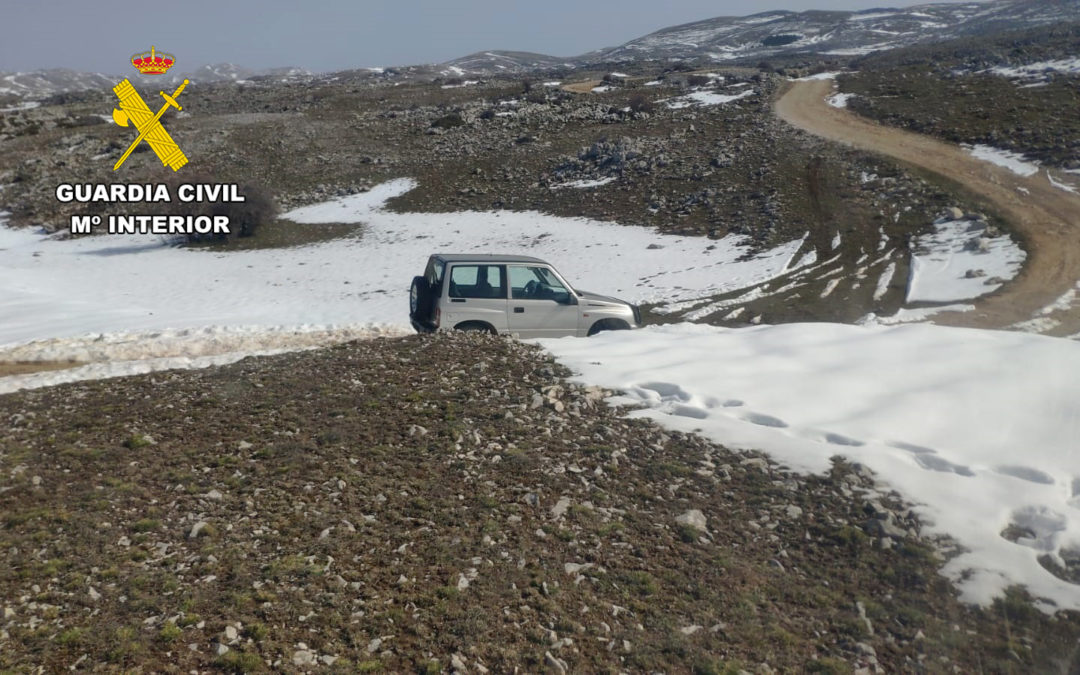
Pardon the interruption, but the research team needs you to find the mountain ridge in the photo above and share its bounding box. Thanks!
[446,0,1080,73]
[2,0,1078,99]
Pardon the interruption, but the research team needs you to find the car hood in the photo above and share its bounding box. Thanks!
[576,289,631,307]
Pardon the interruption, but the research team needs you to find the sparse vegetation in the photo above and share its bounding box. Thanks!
[1,326,1078,671]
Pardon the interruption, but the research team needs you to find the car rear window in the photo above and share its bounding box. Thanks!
[448,265,506,299]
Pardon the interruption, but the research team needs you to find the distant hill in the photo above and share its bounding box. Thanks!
[0,64,313,101]
[445,0,1080,73]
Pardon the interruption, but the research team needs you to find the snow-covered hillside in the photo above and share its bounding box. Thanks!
[0,64,314,100]
[445,0,1080,73]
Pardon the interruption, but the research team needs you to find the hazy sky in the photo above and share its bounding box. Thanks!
[3,0,976,73]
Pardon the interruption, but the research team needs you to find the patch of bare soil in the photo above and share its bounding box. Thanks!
[560,80,602,94]
[1,333,1077,672]
[776,78,1080,336]
[0,361,83,377]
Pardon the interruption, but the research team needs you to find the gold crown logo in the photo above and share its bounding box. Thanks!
[131,46,175,75]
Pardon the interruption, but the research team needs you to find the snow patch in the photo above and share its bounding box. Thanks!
[550,177,616,190]
[0,101,40,113]
[1047,170,1078,194]
[966,145,1039,177]
[0,179,809,356]
[985,57,1080,81]
[540,322,1080,611]
[906,219,1025,303]
[793,72,840,82]
[663,88,754,109]
[827,92,855,108]
[873,262,896,301]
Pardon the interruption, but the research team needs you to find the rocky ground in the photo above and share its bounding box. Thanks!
[2,332,1079,672]
[839,23,1080,169]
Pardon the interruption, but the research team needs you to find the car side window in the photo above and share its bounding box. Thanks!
[510,266,570,302]
[449,265,506,299]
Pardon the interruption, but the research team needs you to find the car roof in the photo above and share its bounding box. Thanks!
[432,254,550,264]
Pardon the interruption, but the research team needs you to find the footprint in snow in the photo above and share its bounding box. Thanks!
[994,465,1055,485]
[889,441,974,476]
[740,412,788,428]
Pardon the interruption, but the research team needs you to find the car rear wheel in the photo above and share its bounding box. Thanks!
[456,322,496,334]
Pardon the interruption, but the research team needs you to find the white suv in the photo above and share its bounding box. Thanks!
[409,254,642,338]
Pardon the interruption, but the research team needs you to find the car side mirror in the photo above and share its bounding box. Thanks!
[561,294,578,306]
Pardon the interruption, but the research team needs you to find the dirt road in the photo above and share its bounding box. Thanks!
[562,80,602,94]
[776,77,1080,336]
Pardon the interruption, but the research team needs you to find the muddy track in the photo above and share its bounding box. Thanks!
[776,78,1080,336]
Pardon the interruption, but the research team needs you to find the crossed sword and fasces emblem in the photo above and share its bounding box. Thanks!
[111,78,189,171]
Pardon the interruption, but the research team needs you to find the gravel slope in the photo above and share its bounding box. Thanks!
[2,333,1078,672]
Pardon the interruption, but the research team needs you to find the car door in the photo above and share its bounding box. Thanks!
[443,264,509,332]
[506,265,580,338]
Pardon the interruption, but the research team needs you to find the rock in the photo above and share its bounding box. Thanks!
[676,509,708,532]
[551,496,571,519]
[451,653,468,670]
[204,489,224,500]
[237,440,253,450]
[680,625,703,635]
[366,637,382,653]
[189,521,208,539]
[224,625,238,640]
[321,655,339,666]
[564,562,593,576]
[863,513,907,540]
[785,505,803,519]
[544,651,568,674]
[215,643,229,657]
[293,649,316,666]
[856,601,874,636]
[88,587,101,601]
[741,457,769,472]
[946,206,964,221]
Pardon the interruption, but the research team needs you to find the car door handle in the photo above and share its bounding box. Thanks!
[451,298,466,303]
[513,307,524,313]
